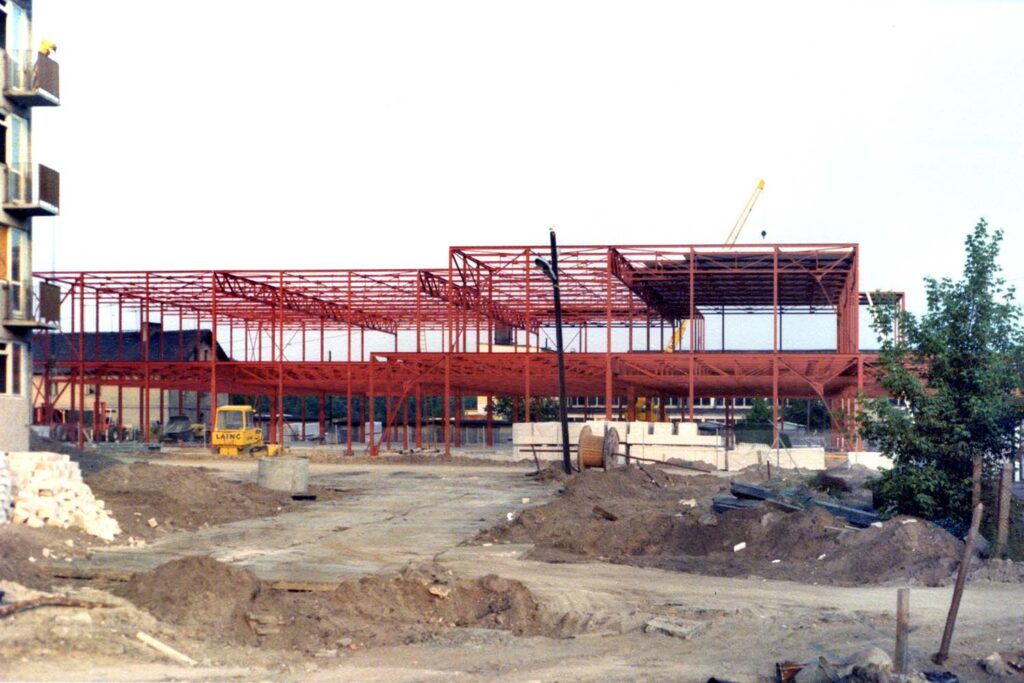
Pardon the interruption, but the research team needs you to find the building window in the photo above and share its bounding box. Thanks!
[1,226,28,315]
[6,113,29,202]
[0,341,25,395]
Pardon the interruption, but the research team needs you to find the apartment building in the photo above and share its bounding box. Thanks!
[0,0,59,450]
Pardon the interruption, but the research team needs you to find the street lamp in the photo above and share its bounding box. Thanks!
[533,227,572,475]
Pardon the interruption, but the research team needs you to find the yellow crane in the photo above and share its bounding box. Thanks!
[635,179,764,421]
[664,179,764,353]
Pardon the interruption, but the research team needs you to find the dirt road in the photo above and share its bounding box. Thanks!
[5,458,1023,681]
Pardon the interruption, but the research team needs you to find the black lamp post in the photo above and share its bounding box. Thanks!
[533,227,572,475]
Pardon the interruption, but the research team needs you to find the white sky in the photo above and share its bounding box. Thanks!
[28,0,1024,327]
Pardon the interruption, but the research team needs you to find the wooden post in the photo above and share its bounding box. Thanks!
[934,503,984,665]
[894,587,910,674]
[996,460,1013,557]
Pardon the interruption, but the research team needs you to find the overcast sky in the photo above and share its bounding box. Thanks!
[29,0,1024,327]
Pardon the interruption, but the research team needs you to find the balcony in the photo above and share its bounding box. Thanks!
[3,282,58,331]
[5,51,59,106]
[3,163,59,216]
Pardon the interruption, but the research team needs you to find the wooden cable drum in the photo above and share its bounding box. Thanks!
[577,425,620,471]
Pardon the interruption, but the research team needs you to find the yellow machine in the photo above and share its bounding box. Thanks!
[211,405,280,456]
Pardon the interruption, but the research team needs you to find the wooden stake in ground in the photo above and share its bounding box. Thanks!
[996,461,1013,557]
[894,587,910,674]
[934,502,983,665]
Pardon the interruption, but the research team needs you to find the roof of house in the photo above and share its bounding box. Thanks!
[32,326,231,364]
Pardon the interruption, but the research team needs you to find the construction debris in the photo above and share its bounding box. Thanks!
[482,466,963,586]
[643,616,707,640]
[135,631,196,666]
[0,595,115,619]
[724,480,881,528]
[981,653,1009,676]
[428,584,452,599]
[0,453,12,524]
[245,611,286,636]
[6,452,121,540]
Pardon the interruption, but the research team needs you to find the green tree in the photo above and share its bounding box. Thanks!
[494,396,560,422]
[742,398,773,425]
[783,399,831,430]
[734,398,793,447]
[860,219,1024,530]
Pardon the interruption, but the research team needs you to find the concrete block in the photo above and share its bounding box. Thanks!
[771,448,826,471]
[532,422,560,445]
[643,445,670,461]
[626,422,649,444]
[567,423,585,443]
[644,617,708,640]
[651,422,674,437]
[607,422,628,440]
[257,457,310,493]
[676,422,699,437]
[725,448,764,471]
[847,451,894,471]
[511,423,533,446]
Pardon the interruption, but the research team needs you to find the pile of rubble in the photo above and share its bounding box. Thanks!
[3,452,121,541]
[0,453,12,524]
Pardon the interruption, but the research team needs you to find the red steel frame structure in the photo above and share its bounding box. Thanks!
[33,243,894,455]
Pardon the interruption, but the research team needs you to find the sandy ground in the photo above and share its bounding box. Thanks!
[2,454,1022,682]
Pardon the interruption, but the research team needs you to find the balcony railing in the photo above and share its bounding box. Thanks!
[5,50,59,106]
[3,281,58,331]
[4,163,59,216]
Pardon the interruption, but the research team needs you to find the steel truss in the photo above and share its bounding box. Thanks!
[33,243,901,455]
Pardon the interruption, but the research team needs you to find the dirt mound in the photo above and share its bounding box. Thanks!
[481,465,962,586]
[85,462,336,540]
[479,466,726,556]
[121,556,260,646]
[0,524,87,589]
[119,558,550,651]
[971,558,1024,583]
[250,564,549,650]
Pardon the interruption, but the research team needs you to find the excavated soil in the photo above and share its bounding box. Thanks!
[971,558,1024,583]
[0,524,95,589]
[0,462,349,589]
[480,465,965,586]
[119,557,551,651]
[120,556,261,646]
[84,462,346,540]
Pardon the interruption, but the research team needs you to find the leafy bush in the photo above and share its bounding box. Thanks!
[867,463,971,535]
